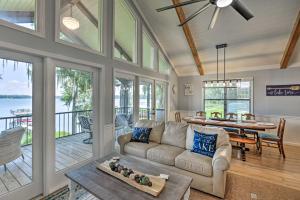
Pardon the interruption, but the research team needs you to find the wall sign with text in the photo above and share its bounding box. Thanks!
[266,84,300,96]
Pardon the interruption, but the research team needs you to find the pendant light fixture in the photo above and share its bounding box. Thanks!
[204,43,241,88]
[62,3,80,30]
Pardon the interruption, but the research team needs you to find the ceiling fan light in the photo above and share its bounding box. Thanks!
[62,17,80,30]
[216,0,233,8]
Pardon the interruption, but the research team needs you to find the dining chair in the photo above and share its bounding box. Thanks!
[196,111,206,117]
[175,112,181,123]
[225,113,238,120]
[258,118,286,158]
[211,112,222,118]
[224,113,239,134]
[242,113,256,120]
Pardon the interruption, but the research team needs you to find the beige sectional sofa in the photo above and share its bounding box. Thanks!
[117,120,232,198]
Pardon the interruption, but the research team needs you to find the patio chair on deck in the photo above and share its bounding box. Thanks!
[0,127,25,171]
[78,116,93,144]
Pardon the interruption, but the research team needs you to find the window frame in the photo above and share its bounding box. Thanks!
[113,0,139,65]
[54,0,104,55]
[158,50,171,75]
[142,27,157,71]
[203,79,254,117]
[0,0,45,38]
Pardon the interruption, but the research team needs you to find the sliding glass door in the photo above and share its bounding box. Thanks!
[0,51,43,200]
[139,79,154,120]
[114,74,134,139]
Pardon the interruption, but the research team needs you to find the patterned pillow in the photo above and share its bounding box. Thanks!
[192,130,218,158]
[131,127,152,143]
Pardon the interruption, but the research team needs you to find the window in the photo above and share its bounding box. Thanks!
[143,30,156,70]
[57,0,102,52]
[204,80,252,117]
[0,0,44,34]
[159,51,170,74]
[114,0,137,63]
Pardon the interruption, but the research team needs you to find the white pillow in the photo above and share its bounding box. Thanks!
[186,125,229,150]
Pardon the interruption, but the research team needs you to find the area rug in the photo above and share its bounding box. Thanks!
[43,186,69,200]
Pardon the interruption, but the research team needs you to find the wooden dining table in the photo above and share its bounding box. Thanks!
[182,116,277,161]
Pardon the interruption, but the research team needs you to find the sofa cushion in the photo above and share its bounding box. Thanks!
[175,150,213,177]
[147,144,185,166]
[124,142,159,158]
[161,122,188,148]
[135,120,165,143]
[186,125,228,150]
[131,127,152,143]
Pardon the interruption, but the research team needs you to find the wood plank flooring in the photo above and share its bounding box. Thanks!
[0,133,92,197]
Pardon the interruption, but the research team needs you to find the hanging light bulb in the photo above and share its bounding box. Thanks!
[62,4,80,30]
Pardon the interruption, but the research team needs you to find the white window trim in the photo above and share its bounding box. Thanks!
[0,0,45,38]
[142,27,158,72]
[54,0,104,55]
[158,50,171,75]
[113,0,139,65]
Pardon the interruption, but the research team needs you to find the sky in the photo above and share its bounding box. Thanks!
[0,58,63,96]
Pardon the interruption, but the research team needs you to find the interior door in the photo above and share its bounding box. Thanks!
[139,79,155,120]
[0,50,43,200]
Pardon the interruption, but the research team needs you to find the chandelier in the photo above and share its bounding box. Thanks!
[62,4,80,30]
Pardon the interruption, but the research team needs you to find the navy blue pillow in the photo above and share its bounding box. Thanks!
[192,131,218,158]
[131,127,152,143]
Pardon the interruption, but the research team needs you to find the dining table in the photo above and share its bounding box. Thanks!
[182,116,277,161]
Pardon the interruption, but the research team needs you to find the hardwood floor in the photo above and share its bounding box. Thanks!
[0,133,92,197]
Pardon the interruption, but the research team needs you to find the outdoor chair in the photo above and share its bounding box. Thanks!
[78,116,93,144]
[0,127,25,171]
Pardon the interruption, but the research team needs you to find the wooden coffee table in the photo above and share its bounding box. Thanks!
[66,153,192,200]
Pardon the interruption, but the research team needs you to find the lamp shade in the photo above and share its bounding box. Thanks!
[62,17,80,30]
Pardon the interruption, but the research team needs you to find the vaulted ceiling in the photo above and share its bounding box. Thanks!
[134,0,300,76]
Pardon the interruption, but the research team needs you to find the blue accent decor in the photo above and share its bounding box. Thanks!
[131,127,152,143]
[244,129,258,134]
[223,127,239,133]
[258,133,279,140]
[192,131,218,158]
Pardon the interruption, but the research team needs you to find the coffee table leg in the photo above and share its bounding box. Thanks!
[183,187,190,200]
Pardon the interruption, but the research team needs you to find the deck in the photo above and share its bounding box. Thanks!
[0,133,92,197]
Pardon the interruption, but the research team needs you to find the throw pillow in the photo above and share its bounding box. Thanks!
[192,130,218,158]
[131,127,152,143]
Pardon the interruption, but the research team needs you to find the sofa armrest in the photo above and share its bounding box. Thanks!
[212,144,232,171]
[117,133,132,154]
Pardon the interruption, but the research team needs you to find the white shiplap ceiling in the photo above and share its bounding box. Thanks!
[134,0,300,76]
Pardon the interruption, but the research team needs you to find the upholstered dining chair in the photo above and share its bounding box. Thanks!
[224,113,239,134]
[225,113,238,120]
[242,113,256,120]
[196,111,206,117]
[175,112,181,122]
[259,118,286,158]
[78,116,93,144]
[0,127,25,171]
[211,112,222,118]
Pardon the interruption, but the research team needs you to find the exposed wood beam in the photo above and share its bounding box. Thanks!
[114,41,133,62]
[280,11,300,69]
[172,0,205,75]
[76,2,98,27]
[0,11,34,23]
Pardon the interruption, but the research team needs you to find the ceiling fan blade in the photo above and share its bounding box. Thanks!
[179,3,211,26]
[156,0,207,12]
[208,7,221,30]
[231,0,254,20]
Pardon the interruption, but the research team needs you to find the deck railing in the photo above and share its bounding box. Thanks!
[0,110,92,146]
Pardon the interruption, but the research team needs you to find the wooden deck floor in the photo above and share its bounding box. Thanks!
[0,133,92,197]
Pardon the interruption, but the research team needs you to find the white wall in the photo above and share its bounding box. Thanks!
[176,67,300,145]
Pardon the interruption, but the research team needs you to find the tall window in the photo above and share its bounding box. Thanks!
[0,0,41,31]
[204,80,252,117]
[159,51,170,74]
[143,30,156,70]
[58,0,102,52]
[114,0,137,63]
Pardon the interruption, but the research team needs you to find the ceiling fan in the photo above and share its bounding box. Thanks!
[156,0,254,29]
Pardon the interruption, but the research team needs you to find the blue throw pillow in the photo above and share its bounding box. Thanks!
[191,131,218,158]
[131,127,152,143]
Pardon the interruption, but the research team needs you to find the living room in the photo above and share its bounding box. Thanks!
[0,0,299,200]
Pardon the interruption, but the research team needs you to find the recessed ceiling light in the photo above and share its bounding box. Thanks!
[216,0,233,8]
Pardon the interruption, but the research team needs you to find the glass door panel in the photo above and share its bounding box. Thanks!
[55,66,93,171]
[155,82,167,121]
[139,80,154,120]
[114,76,134,139]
